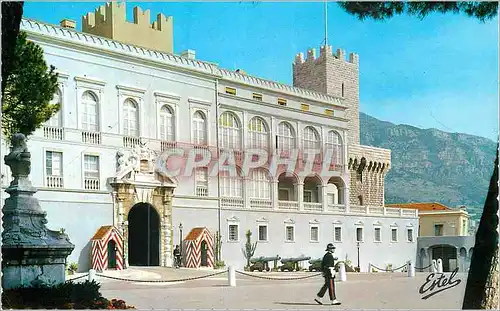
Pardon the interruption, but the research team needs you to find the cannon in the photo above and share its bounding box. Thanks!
[308,258,322,272]
[249,256,281,272]
[279,256,311,272]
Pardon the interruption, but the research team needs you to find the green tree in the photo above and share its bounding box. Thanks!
[2,1,24,94]
[339,2,499,308]
[2,31,59,140]
[338,1,498,22]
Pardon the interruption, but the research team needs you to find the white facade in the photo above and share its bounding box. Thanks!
[0,18,418,272]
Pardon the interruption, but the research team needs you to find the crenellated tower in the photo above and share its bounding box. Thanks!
[293,45,359,145]
[82,2,173,53]
[293,45,390,207]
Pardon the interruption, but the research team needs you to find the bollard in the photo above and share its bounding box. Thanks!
[88,269,96,282]
[407,260,415,277]
[338,262,347,282]
[228,266,236,287]
[437,259,443,273]
[431,260,438,273]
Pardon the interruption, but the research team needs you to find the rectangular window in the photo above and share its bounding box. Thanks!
[252,93,263,101]
[258,225,268,242]
[303,190,312,203]
[310,226,319,242]
[356,227,363,242]
[391,228,398,242]
[45,151,62,176]
[462,220,466,236]
[334,226,342,242]
[327,193,335,205]
[278,98,287,106]
[434,224,444,236]
[228,224,238,241]
[301,103,310,111]
[278,188,290,201]
[325,109,334,116]
[225,87,236,95]
[195,167,208,196]
[83,155,100,190]
[407,229,414,242]
[374,227,381,242]
[285,225,294,242]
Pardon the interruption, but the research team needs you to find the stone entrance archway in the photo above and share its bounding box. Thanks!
[128,203,160,266]
[108,144,176,268]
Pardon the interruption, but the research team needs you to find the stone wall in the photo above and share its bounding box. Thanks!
[348,145,391,207]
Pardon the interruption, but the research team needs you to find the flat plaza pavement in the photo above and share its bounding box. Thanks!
[71,267,468,309]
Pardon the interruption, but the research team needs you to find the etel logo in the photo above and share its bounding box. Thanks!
[418,268,462,300]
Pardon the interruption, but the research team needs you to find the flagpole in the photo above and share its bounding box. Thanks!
[324,0,328,46]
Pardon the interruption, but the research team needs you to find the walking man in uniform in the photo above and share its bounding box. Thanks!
[315,243,341,305]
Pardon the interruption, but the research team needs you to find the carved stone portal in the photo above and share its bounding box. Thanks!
[2,133,74,290]
[108,145,176,268]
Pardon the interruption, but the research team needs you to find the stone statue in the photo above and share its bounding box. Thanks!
[4,133,31,181]
[116,150,129,173]
[2,133,74,289]
[129,148,140,173]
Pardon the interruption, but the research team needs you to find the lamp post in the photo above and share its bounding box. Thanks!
[179,223,183,255]
[356,242,360,272]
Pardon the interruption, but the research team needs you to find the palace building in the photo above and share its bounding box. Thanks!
[1,2,418,271]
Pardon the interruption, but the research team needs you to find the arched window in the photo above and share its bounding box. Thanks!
[220,170,243,198]
[159,105,175,141]
[123,99,138,136]
[192,111,207,145]
[249,168,271,199]
[81,91,99,132]
[303,126,320,150]
[46,88,62,127]
[219,111,241,149]
[248,117,269,149]
[326,130,343,165]
[277,122,295,152]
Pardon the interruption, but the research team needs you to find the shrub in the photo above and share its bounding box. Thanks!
[214,261,225,269]
[1,280,135,309]
[67,262,78,275]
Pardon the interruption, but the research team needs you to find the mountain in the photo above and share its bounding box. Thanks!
[359,112,496,220]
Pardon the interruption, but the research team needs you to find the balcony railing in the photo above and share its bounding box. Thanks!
[250,198,272,209]
[196,186,208,197]
[327,204,346,212]
[221,197,244,208]
[304,202,322,211]
[43,126,63,140]
[84,178,100,190]
[350,205,366,214]
[402,209,418,217]
[46,175,63,188]
[385,207,402,216]
[161,141,177,153]
[368,207,384,215]
[82,131,101,144]
[123,136,141,149]
[278,200,299,210]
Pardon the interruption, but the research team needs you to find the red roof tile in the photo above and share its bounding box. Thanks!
[386,202,451,211]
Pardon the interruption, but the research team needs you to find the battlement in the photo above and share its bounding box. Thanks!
[82,2,173,53]
[294,45,358,66]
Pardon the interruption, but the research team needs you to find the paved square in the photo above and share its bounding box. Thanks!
[85,268,468,309]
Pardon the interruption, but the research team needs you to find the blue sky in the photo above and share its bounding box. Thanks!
[24,1,499,141]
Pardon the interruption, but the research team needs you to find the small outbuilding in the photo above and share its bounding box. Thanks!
[183,227,214,268]
[91,225,124,272]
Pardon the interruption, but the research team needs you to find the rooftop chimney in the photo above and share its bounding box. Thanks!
[60,19,76,29]
[181,49,196,60]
